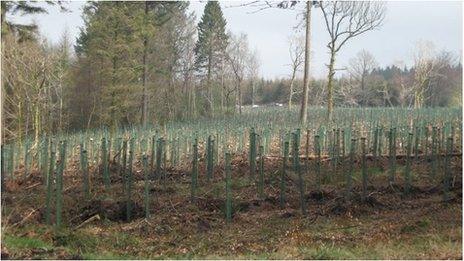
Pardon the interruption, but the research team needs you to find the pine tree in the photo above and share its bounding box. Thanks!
[74,2,141,129]
[1,1,67,41]
[194,1,228,117]
[73,1,191,129]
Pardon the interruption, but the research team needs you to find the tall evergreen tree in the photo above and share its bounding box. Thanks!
[74,2,140,129]
[1,1,67,41]
[194,1,228,117]
[138,1,189,127]
[72,1,193,129]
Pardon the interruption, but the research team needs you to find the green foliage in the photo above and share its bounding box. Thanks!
[3,234,52,251]
[73,2,192,128]
[194,1,229,116]
[1,1,63,41]
[75,2,141,129]
[194,1,228,73]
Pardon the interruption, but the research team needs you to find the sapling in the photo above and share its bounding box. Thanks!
[126,138,134,221]
[404,133,413,195]
[225,152,232,222]
[45,142,55,225]
[280,141,289,208]
[346,138,356,199]
[361,137,368,201]
[191,139,198,202]
[443,137,453,201]
[143,154,150,218]
[293,132,306,215]
[55,141,67,228]
[207,135,214,181]
[315,135,321,189]
[101,137,110,189]
[249,128,256,180]
[258,145,264,199]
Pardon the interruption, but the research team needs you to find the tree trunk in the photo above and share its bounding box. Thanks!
[141,1,149,128]
[0,33,3,143]
[220,58,225,113]
[326,49,336,122]
[414,81,424,109]
[207,47,213,117]
[192,83,197,118]
[251,80,255,107]
[288,70,296,109]
[59,81,63,132]
[34,105,40,146]
[239,83,242,115]
[360,71,365,107]
[111,55,117,130]
[237,80,242,115]
[299,1,312,126]
[18,101,22,147]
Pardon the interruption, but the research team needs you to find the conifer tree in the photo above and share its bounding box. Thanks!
[194,1,228,117]
[74,2,141,129]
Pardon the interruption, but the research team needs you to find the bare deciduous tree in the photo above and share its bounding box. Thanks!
[411,40,436,108]
[287,34,305,109]
[226,0,313,125]
[227,32,250,115]
[247,48,260,107]
[348,49,378,106]
[319,1,386,121]
[299,0,312,126]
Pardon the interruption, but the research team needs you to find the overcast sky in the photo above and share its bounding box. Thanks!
[8,0,463,79]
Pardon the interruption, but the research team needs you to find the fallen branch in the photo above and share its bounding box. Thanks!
[25,182,41,190]
[74,214,100,230]
[11,209,37,228]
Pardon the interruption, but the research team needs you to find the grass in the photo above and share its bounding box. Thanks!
[3,234,52,251]
[2,226,145,259]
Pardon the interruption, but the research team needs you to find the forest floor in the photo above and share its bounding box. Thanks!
[1,154,462,259]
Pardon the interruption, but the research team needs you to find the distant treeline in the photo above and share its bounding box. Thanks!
[254,61,462,108]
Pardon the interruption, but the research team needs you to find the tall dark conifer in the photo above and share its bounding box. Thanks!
[194,1,228,117]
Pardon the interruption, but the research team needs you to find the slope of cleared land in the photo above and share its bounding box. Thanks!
[1,153,461,259]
